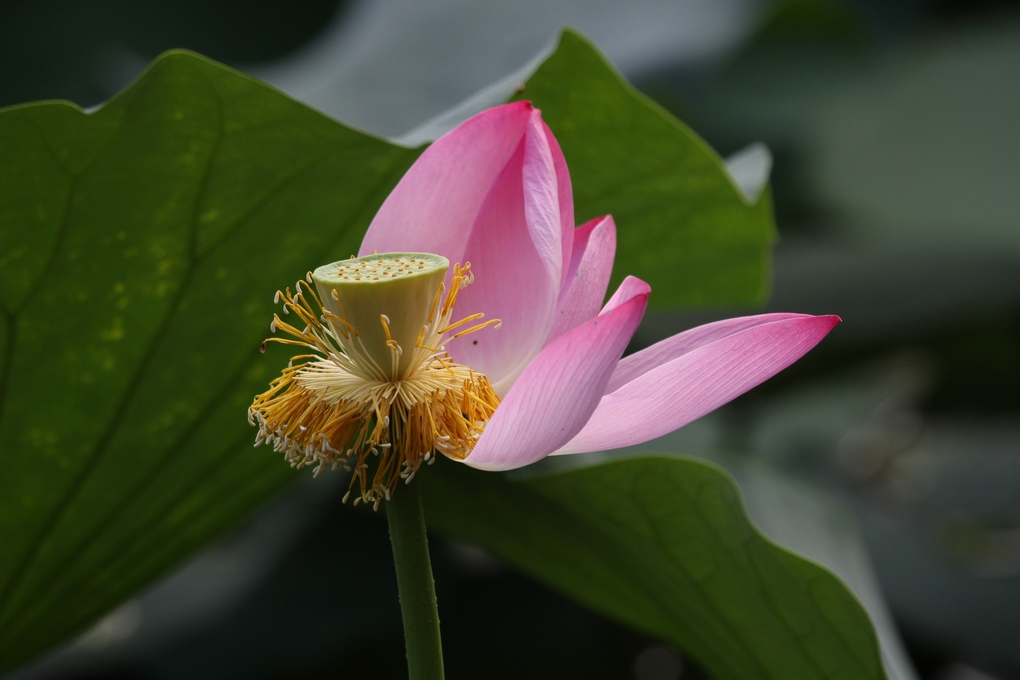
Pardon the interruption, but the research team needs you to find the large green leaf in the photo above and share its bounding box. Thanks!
[517,30,776,308]
[0,32,777,672]
[0,53,419,670]
[423,456,887,680]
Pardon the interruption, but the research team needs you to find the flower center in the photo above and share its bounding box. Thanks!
[248,252,501,507]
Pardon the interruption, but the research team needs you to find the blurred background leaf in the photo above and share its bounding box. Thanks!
[0,0,346,109]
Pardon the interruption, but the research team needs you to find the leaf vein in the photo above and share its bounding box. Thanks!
[0,101,221,631]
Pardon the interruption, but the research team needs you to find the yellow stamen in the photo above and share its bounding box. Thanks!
[451,319,502,339]
[249,253,502,506]
[439,311,485,335]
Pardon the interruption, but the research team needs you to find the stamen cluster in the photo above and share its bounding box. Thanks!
[249,261,500,508]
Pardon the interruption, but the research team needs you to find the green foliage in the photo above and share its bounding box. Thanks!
[0,52,418,670]
[424,457,886,680]
[0,32,860,677]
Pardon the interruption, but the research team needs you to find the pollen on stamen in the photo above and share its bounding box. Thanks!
[249,253,502,507]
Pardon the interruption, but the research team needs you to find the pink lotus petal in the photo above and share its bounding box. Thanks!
[601,268,652,313]
[555,314,841,455]
[540,118,575,291]
[359,102,533,264]
[521,109,565,291]
[547,216,617,343]
[464,277,651,471]
[446,111,565,389]
[606,313,813,393]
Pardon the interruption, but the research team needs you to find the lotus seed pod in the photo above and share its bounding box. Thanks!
[312,253,450,380]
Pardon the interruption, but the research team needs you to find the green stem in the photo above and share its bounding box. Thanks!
[386,477,445,680]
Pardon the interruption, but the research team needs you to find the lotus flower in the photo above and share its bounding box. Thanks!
[249,101,838,503]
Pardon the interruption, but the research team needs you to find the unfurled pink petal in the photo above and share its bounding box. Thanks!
[359,102,533,264]
[606,313,813,393]
[521,109,565,291]
[540,118,575,291]
[598,268,652,314]
[547,216,617,343]
[464,277,651,471]
[446,110,565,389]
[554,314,841,455]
